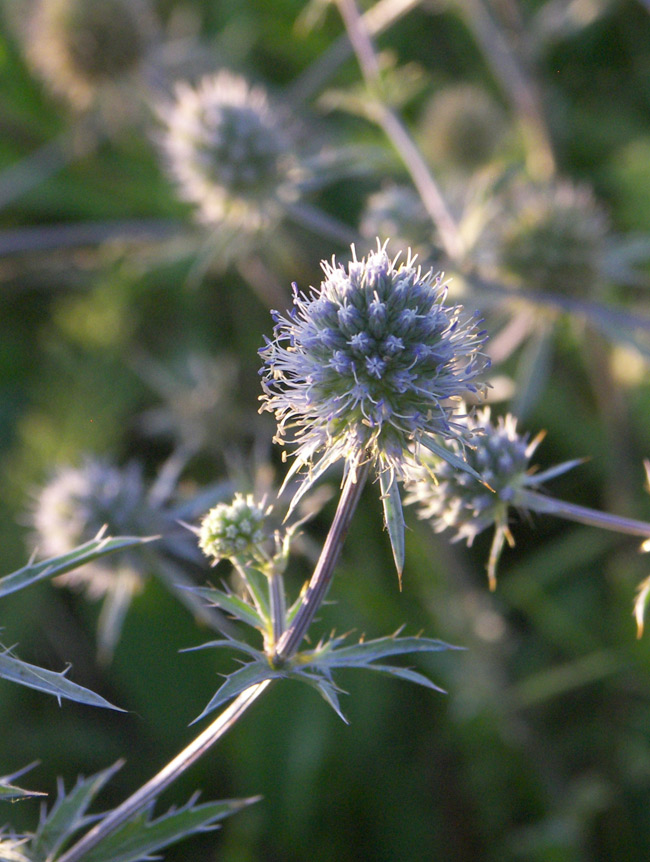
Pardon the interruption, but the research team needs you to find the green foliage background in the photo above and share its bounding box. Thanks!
[2,1,650,859]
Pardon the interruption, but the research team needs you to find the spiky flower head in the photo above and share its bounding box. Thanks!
[493,179,609,296]
[199,493,270,566]
[418,84,507,172]
[259,242,489,513]
[405,406,582,588]
[24,0,156,110]
[360,185,440,264]
[31,458,161,596]
[157,70,299,236]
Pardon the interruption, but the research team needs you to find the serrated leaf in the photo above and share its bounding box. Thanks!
[0,534,157,599]
[317,635,459,667]
[182,638,262,660]
[293,673,349,724]
[190,587,264,630]
[83,796,260,862]
[0,652,124,710]
[379,472,405,584]
[31,762,124,861]
[360,663,447,693]
[192,662,280,724]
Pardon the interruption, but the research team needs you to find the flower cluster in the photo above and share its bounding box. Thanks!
[23,0,156,110]
[259,242,490,502]
[492,179,608,296]
[199,493,270,565]
[418,83,507,172]
[31,458,161,596]
[406,406,544,589]
[158,70,299,233]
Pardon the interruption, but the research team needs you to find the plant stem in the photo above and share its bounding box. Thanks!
[274,461,371,663]
[335,0,463,259]
[55,462,370,860]
[287,0,421,106]
[55,681,271,862]
[518,489,650,539]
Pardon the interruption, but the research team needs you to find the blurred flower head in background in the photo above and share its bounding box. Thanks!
[259,241,490,504]
[22,0,158,112]
[29,457,220,659]
[417,83,508,173]
[484,178,609,297]
[157,70,301,240]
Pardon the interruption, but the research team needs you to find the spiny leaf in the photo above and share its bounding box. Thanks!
[314,634,460,667]
[83,796,260,862]
[0,652,124,711]
[190,586,265,630]
[31,762,124,861]
[192,661,280,724]
[0,534,157,599]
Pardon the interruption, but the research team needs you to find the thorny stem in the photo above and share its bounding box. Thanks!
[55,681,272,862]
[56,462,370,861]
[335,0,463,259]
[274,461,371,663]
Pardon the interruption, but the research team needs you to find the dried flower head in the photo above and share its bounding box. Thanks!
[360,185,440,263]
[406,406,547,589]
[259,242,489,514]
[24,0,156,110]
[157,70,300,235]
[418,84,507,172]
[493,179,609,296]
[199,493,270,566]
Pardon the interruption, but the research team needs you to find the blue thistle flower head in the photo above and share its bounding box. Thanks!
[259,242,490,522]
[405,406,580,589]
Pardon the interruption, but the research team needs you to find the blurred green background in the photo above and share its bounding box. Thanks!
[2,0,650,859]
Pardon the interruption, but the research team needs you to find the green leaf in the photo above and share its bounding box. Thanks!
[190,586,265,630]
[292,672,349,724]
[31,762,124,861]
[0,782,45,802]
[360,663,446,693]
[316,634,460,667]
[0,652,124,710]
[0,765,45,802]
[379,472,405,585]
[192,661,280,724]
[82,796,260,862]
[0,533,157,599]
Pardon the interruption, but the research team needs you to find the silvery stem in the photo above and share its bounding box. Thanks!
[335,0,463,259]
[273,461,370,663]
[518,489,650,539]
[55,680,272,862]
